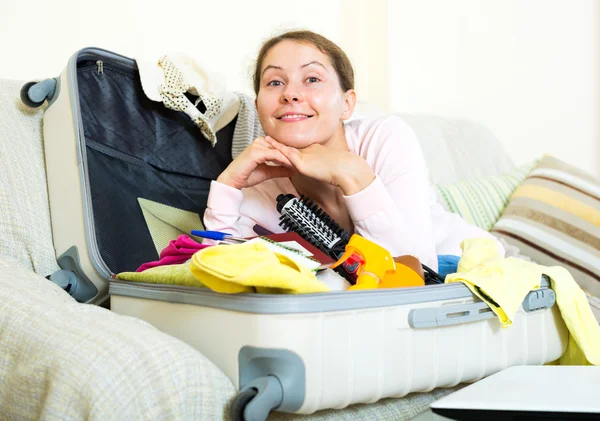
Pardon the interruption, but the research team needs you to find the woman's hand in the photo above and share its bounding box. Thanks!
[265,136,375,196]
[216,137,296,189]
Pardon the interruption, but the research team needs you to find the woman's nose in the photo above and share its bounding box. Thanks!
[281,85,303,103]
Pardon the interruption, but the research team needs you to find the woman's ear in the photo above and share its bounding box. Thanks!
[340,89,357,120]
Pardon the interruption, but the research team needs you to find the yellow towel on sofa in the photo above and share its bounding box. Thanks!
[189,241,329,294]
[445,238,600,366]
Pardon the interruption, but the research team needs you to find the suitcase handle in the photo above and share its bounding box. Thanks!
[408,288,556,329]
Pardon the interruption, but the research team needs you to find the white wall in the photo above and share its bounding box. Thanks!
[340,0,389,110]
[2,0,599,177]
[385,0,600,177]
[0,0,342,95]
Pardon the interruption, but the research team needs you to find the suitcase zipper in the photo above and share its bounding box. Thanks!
[96,60,104,75]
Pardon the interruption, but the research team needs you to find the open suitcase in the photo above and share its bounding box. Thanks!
[22,47,256,305]
[23,48,569,421]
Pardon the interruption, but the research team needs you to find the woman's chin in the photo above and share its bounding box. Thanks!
[271,133,313,149]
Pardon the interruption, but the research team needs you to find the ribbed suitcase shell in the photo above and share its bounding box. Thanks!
[110,279,568,416]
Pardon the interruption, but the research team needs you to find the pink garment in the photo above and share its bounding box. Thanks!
[203,116,504,271]
[136,234,210,272]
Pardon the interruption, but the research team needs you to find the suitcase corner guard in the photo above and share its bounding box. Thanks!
[232,346,306,421]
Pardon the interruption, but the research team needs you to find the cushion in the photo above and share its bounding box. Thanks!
[398,113,515,185]
[0,79,59,276]
[491,155,600,317]
[435,162,535,231]
[0,255,235,420]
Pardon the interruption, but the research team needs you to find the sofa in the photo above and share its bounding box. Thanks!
[0,76,596,420]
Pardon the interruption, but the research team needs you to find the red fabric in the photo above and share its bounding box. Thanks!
[136,235,210,272]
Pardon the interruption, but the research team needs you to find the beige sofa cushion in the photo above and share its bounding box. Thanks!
[0,79,59,276]
[492,155,600,320]
[398,113,515,185]
[0,256,236,420]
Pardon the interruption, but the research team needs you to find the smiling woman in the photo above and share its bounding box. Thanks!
[257,44,354,152]
[203,30,505,271]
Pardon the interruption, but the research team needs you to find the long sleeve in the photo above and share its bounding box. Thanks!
[203,180,245,237]
[344,116,438,270]
[203,178,290,239]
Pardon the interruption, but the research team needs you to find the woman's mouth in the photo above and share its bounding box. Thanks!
[277,114,314,122]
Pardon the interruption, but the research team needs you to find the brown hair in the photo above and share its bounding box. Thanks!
[253,30,354,96]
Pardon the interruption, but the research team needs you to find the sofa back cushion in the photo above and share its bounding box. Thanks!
[398,113,515,185]
[0,78,59,276]
[491,155,600,319]
[435,161,535,231]
[350,108,515,184]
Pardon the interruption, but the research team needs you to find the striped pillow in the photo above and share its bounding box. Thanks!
[435,162,535,231]
[491,155,600,301]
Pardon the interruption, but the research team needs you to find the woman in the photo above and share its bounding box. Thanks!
[204,30,503,271]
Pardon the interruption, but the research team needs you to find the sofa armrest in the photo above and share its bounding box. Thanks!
[0,78,59,276]
[0,257,235,420]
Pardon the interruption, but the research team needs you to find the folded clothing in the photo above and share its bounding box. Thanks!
[190,241,330,294]
[137,234,209,272]
[118,262,203,287]
[118,261,348,292]
[437,255,460,279]
[122,237,332,294]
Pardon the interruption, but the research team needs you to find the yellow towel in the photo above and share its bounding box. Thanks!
[190,241,330,294]
[116,262,205,287]
[446,238,600,366]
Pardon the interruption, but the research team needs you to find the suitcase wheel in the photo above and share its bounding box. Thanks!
[231,376,284,421]
[230,388,258,421]
[21,79,57,108]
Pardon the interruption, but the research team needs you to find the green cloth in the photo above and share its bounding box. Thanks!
[116,262,206,288]
[435,161,535,231]
[138,197,204,255]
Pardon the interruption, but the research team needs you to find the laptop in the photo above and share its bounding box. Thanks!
[430,365,600,420]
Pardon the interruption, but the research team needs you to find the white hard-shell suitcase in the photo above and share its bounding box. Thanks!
[110,275,567,420]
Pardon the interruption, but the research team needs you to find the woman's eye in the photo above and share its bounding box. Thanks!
[267,80,283,87]
[306,77,320,83]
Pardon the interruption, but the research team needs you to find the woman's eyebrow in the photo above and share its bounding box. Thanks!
[301,61,326,70]
[262,65,282,77]
[262,61,327,77]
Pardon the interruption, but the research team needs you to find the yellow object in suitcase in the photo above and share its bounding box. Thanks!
[332,234,424,291]
[190,241,329,294]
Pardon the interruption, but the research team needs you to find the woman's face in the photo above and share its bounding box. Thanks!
[256,40,354,149]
